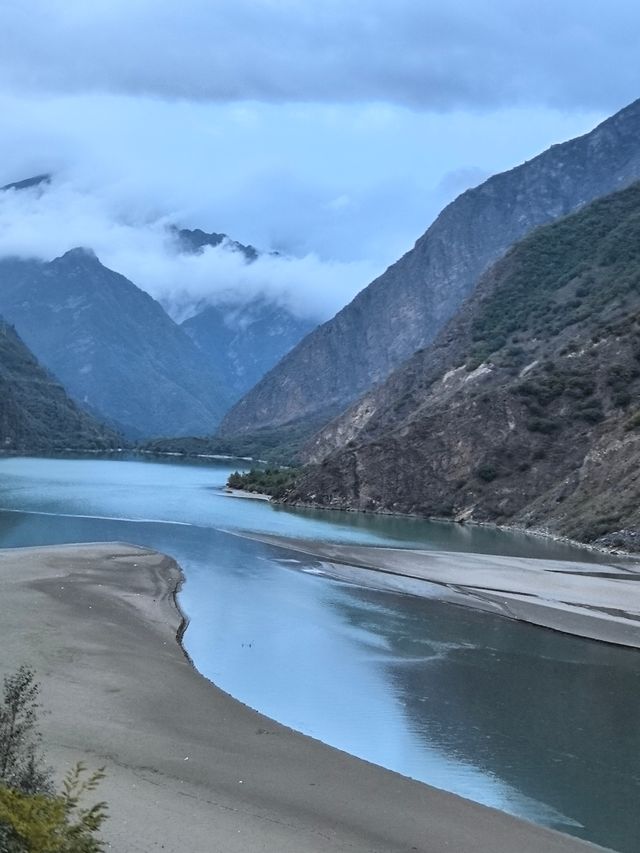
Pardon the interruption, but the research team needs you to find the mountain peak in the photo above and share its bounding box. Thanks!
[56,247,99,264]
[1,174,52,192]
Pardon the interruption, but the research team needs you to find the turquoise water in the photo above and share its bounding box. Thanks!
[0,456,638,852]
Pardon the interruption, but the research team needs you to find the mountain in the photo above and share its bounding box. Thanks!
[0,249,232,438]
[0,174,51,192]
[286,181,640,550]
[173,226,259,262]
[0,316,117,452]
[181,299,316,402]
[219,98,640,444]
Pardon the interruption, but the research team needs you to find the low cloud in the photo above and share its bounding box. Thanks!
[0,179,381,322]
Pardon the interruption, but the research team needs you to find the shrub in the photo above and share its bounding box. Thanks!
[527,418,560,434]
[0,765,107,853]
[625,411,640,431]
[476,463,498,483]
[0,668,107,852]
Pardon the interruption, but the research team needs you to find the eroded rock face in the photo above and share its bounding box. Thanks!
[285,181,640,547]
[220,98,640,442]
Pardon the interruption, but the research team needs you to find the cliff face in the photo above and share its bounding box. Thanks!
[0,317,117,452]
[219,98,640,441]
[286,181,640,549]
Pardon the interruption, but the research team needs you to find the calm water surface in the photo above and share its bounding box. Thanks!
[0,456,638,852]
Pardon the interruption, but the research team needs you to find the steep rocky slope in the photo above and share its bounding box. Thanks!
[182,299,316,402]
[220,98,640,442]
[0,317,117,452]
[286,181,640,549]
[0,249,231,437]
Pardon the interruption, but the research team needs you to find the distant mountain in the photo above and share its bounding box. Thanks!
[181,299,316,402]
[173,226,259,262]
[0,174,51,192]
[219,97,640,444]
[287,181,640,550]
[0,316,117,452]
[0,249,232,438]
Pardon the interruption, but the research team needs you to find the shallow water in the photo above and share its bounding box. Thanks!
[0,456,638,852]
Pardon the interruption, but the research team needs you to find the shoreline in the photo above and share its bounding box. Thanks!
[2,451,635,560]
[223,486,272,501]
[242,532,640,649]
[0,542,609,853]
[280,495,640,560]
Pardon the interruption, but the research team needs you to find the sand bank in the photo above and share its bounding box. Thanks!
[224,487,272,501]
[0,543,609,852]
[243,533,640,649]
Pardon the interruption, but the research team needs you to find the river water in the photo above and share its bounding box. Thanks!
[0,456,637,852]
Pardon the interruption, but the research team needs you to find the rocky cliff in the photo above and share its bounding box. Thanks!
[286,181,640,550]
[0,317,117,452]
[219,98,640,443]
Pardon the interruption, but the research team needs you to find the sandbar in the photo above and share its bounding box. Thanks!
[241,534,640,649]
[0,543,610,852]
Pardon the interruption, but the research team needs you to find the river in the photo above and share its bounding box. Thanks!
[0,456,638,852]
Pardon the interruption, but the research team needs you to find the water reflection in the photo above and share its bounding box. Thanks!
[332,584,640,850]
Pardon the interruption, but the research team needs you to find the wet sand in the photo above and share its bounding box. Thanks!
[243,534,640,648]
[0,543,610,852]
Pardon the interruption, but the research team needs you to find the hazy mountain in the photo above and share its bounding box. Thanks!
[0,174,51,192]
[0,316,117,452]
[0,249,232,438]
[182,299,316,402]
[287,181,640,550]
[219,97,640,444]
[173,226,259,262]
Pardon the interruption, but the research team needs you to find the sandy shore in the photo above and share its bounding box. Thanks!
[224,487,272,501]
[243,533,640,649]
[0,543,609,852]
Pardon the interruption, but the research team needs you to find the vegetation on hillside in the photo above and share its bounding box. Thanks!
[0,320,119,453]
[227,467,301,499]
[142,419,317,466]
[287,181,640,548]
[0,666,107,852]
[466,183,640,370]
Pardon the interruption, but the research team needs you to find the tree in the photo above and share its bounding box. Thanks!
[0,666,52,796]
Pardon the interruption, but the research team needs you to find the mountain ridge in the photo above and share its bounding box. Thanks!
[219,97,640,444]
[285,180,640,550]
[0,248,232,437]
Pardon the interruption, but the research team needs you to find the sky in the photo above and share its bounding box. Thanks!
[0,1,639,321]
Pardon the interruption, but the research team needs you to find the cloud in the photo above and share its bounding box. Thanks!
[0,91,608,322]
[0,1,638,111]
[0,178,380,322]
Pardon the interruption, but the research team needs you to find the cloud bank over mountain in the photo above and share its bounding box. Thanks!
[1,0,638,110]
[0,178,380,322]
[1,1,634,320]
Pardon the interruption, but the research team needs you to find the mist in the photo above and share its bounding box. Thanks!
[0,90,607,322]
[0,177,383,322]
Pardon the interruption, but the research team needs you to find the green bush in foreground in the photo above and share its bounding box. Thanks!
[0,667,107,852]
[0,764,107,853]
